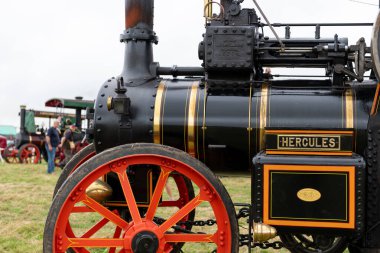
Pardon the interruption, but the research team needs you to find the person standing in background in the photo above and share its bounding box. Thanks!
[59,124,76,168]
[45,120,60,174]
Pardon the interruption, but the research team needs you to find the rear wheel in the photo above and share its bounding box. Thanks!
[280,233,348,253]
[44,143,239,253]
[3,145,19,163]
[18,143,41,164]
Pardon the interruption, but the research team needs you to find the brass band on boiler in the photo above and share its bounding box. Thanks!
[153,81,199,157]
[187,82,199,157]
[259,84,269,150]
[345,89,354,129]
[153,82,166,144]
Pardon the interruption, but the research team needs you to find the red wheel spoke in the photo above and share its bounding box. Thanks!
[109,227,123,253]
[82,196,128,229]
[158,195,203,233]
[145,167,172,220]
[81,217,110,238]
[117,171,142,224]
[68,238,124,248]
[72,206,94,213]
[165,233,216,243]
[159,200,180,207]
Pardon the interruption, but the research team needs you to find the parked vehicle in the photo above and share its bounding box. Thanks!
[3,97,93,164]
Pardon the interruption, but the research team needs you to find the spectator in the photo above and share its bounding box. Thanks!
[45,120,60,174]
[59,124,76,168]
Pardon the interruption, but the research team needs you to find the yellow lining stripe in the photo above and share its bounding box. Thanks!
[345,89,354,129]
[371,83,380,116]
[260,84,269,150]
[153,82,165,144]
[187,82,199,157]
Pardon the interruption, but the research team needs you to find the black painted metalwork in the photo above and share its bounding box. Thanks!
[89,0,380,252]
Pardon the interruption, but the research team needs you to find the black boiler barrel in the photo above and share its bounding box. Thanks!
[93,79,375,173]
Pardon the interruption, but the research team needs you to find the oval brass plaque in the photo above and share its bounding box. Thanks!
[297,188,321,202]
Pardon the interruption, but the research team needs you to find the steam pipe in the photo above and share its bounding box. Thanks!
[121,0,156,84]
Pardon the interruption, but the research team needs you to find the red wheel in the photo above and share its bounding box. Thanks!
[53,144,196,253]
[55,147,65,167]
[44,143,239,253]
[18,144,41,164]
[3,145,19,163]
[74,141,89,154]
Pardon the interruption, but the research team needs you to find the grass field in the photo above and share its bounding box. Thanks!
[0,162,290,252]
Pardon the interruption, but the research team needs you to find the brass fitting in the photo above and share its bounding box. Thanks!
[86,179,113,203]
[253,223,277,242]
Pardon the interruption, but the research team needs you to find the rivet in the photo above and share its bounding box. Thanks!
[101,94,105,97]
[104,85,108,88]
[99,104,103,108]
[97,117,102,120]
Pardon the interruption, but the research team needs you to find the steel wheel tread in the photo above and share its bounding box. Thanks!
[44,143,239,253]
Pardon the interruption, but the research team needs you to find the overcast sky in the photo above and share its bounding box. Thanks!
[0,0,378,128]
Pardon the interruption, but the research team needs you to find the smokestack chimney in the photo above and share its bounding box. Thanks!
[20,105,26,134]
[121,0,157,84]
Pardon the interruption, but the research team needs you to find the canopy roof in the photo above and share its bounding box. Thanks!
[45,98,94,109]
[0,125,17,136]
[33,110,85,120]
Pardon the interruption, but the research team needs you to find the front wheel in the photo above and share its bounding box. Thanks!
[44,143,239,253]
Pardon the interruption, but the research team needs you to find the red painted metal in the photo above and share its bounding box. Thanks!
[53,154,232,252]
[18,143,41,164]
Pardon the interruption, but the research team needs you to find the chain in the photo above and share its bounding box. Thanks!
[153,217,216,227]
[239,234,285,249]
[152,207,292,251]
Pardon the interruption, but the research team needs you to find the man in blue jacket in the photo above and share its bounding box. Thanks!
[45,120,60,174]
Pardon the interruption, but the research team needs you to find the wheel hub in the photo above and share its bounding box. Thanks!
[131,231,159,253]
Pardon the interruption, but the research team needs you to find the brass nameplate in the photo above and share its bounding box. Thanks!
[297,188,322,202]
[277,135,340,151]
[265,130,353,155]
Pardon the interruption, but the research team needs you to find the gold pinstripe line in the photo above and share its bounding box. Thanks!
[202,83,207,163]
[196,87,201,160]
[184,86,191,152]
[260,84,269,150]
[161,84,168,144]
[345,89,354,129]
[153,82,166,144]
[187,82,199,157]
[248,84,253,164]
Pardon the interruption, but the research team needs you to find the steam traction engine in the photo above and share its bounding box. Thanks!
[44,1,380,252]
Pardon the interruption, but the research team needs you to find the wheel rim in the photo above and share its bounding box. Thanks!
[4,146,19,163]
[19,144,40,164]
[281,234,347,253]
[50,153,234,253]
